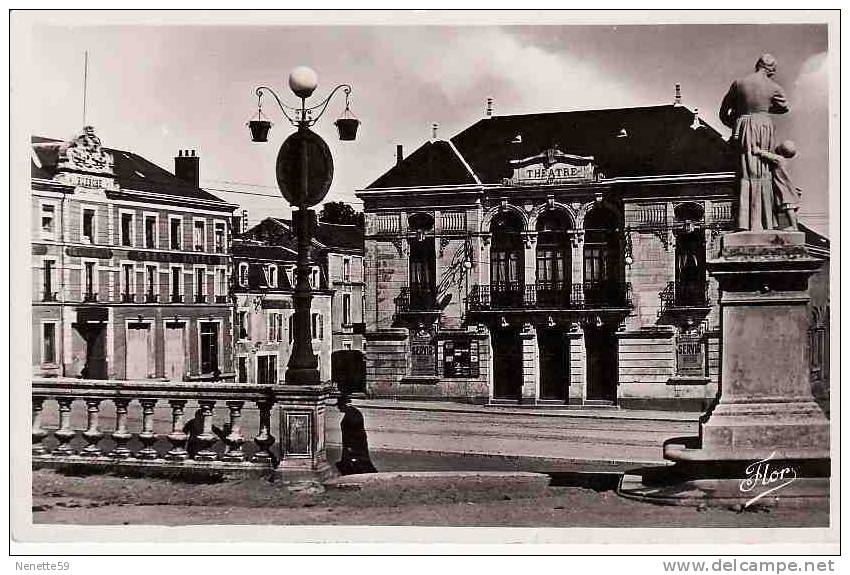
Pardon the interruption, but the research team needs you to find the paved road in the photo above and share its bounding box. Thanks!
[38,399,700,470]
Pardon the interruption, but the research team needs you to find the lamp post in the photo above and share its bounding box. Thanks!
[250,66,359,480]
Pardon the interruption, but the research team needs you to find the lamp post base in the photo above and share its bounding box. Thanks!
[275,383,335,483]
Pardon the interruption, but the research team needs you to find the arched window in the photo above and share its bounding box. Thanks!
[238,262,249,287]
[490,210,524,307]
[536,210,572,306]
[583,206,622,305]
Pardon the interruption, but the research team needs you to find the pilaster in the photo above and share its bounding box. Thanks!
[520,322,538,402]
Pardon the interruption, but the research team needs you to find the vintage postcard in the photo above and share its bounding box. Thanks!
[9,8,839,558]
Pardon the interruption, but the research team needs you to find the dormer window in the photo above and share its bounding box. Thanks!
[263,264,278,288]
[238,262,249,287]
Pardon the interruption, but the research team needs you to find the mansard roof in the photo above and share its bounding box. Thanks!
[31,134,228,204]
[366,104,736,189]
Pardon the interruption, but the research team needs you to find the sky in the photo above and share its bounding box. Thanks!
[19,18,830,234]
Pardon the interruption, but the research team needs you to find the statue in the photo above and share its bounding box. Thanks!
[335,395,377,475]
[754,140,801,231]
[719,54,790,231]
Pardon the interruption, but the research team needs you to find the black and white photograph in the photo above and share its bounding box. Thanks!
[9,8,838,557]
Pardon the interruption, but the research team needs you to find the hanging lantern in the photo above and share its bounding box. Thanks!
[334,89,360,141]
[247,91,272,142]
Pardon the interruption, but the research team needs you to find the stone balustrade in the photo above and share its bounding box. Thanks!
[31,378,291,477]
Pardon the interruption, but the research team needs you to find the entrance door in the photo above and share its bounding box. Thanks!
[585,326,618,403]
[164,322,185,381]
[77,323,107,379]
[538,329,569,401]
[125,323,151,379]
[199,321,220,375]
[492,328,522,400]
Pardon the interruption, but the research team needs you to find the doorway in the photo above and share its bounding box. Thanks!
[164,321,186,381]
[199,321,220,376]
[538,329,569,401]
[492,328,522,400]
[125,322,151,379]
[75,323,107,379]
[585,325,618,403]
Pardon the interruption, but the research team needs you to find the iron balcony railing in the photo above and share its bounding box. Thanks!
[395,286,439,315]
[467,281,633,311]
[658,281,710,315]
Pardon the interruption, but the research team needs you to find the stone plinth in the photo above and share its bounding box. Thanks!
[619,231,830,507]
[274,384,336,482]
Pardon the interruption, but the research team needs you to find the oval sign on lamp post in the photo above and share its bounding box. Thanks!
[275,128,334,207]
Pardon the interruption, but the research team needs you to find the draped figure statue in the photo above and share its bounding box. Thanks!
[719,54,790,231]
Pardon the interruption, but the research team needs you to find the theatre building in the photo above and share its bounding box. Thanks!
[357,99,830,409]
[31,128,237,381]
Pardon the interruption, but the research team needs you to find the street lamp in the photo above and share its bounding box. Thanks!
[249,66,359,480]
[250,66,359,386]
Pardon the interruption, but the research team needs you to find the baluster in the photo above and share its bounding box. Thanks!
[222,401,246,463]
[165,400,189,461]
[194,400,219,462]
[251,399,276,465]
[110,398,133,459]
[32,397,48,456]
[136,399,159,460]
[53,397,76,457]
[80,398,103,457]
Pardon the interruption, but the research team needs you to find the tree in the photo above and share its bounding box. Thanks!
[319,201,364,228]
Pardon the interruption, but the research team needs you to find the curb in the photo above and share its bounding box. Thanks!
[347,401,701,423]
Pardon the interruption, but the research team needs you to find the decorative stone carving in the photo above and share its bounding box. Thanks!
[59,126,114,175]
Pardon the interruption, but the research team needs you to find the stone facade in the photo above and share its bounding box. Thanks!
[32,130,237,382]
[231,218,365,386]
[356,104,829,410]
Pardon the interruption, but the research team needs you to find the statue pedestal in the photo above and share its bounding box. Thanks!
[619,231,830,507]
[273,384,336,482]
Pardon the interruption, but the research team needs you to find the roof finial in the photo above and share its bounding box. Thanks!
[674,83,682,106]
[690,108,702,130]
[431,122,439,141]
[485,97,494,119]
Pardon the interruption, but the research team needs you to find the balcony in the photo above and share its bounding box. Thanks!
[83,291,98,303]
[145,292,159,303]
[467,281,633,312]
[658,281,711,319]
[170,294,183,304]
[215,295,228,304]
[195,294,207,304]
[394,286,440,323]
[121,293,135,303]
[31,377,285,476]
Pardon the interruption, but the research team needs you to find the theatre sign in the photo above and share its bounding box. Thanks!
[504,148,597,186]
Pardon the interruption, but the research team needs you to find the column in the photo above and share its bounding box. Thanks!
[569,324,586,404]
[520,323,538,403]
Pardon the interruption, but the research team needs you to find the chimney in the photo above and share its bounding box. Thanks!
[174,149,200,187]
[241,209,248,234]
[231,214,242,236]
[396,144,404,166]
[673,83,682,106]
[485,97,494,118]
[431,123,439,141]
